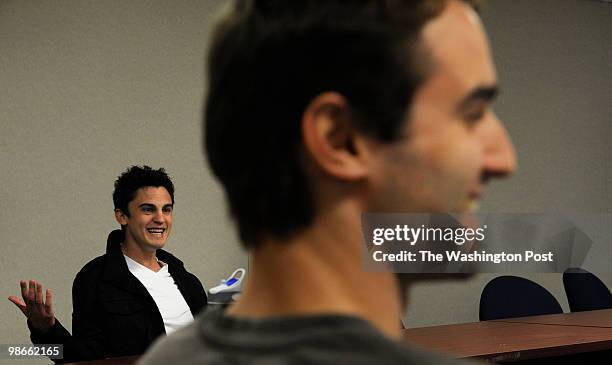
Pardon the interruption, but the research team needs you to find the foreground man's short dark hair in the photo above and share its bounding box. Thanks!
[204,0,479,246]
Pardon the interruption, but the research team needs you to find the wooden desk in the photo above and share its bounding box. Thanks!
[493,308,612,328]
[63,355,138,365]
[63,311,612,364]
[404,315,612,362]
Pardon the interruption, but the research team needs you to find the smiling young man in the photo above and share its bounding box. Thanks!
[139,0,516,364]
[114,174,176,271]
[9,166,207,363]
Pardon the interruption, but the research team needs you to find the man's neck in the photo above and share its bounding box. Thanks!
[121,239,161,272]
[227,202,404,340]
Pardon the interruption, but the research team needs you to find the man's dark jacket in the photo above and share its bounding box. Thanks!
[29,230,207,363]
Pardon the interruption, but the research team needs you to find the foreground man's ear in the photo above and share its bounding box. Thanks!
[301,92,373,181]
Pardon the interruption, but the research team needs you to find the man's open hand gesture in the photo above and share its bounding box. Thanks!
[8,280,56,333]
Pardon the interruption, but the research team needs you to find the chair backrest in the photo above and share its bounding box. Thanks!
[563,268,612,312]
[479,275,563,321]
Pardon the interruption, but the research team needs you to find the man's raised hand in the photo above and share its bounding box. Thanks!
[8,280,56,332]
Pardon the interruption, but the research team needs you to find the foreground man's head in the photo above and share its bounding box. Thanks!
[205,0,515,249]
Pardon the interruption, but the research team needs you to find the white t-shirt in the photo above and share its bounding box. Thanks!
[124,255,194,334]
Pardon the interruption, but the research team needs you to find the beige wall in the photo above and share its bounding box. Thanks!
[0,1,610,363]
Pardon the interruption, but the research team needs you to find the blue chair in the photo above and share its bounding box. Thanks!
[563,268,612,312]
[480,275,563,321]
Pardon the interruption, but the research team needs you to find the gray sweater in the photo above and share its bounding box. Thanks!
[137,308,480,365]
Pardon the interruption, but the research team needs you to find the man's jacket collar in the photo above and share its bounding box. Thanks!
[103,229,185,296]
